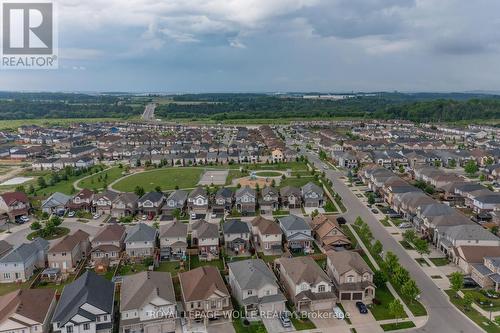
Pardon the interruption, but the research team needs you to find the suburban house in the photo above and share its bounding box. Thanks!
[279,186,302,209]
[187,187,209,215]
[52,271,115,333]
[191,220,219,261]
[278,215,314,253]
[124,223,158,260]
[435,224,500,255]
[91,224,126,270]
[0,238,49,283]
[0,191,30,221]
[212,188,234,215]
[48,230,91,273]
[250,216,282,254]
[311,214,351,250]
[159,220,188,261]
[137,192,165,218]
[275,256,336,312]
[326,250,375,303]
[93,190,119,215]
[120,271,177,333]
[471,257,500,291]
[111,192,139,218]
[162,190,188,216]
[0,289,56,333]
[222,219,251,256]
[41,192,72,215]
[259,186,279,214]
[301,182,324,208]
[228,259,286,316]
[452,245,500,274]
[66,189,94,212]
[235,186,257,214]
[179,266,232,327]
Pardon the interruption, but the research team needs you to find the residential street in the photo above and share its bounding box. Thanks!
[304,150,481,333]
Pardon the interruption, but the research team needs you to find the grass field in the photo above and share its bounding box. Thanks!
[0,118,121,130]
[112,167,204,192]
[279,176,319,188]
[254,171,283,177]
[78,167,124,191]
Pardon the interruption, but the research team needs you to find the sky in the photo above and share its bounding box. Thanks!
[2,0,500,93]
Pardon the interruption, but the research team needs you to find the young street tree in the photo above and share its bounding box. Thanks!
[462,292,474,311]
[372,240,383,258]
[385,251,400,275]
[401,279,420,303]
[413,238,431,257]
[389,299,405,325]
[449,272,464,297]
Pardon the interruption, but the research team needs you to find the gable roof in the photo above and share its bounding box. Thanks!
[250,216,281,235]
[0,243,38,264]
[125,223,157,243]
[192,220,219,238]
[228,259,278,290]
[49,230,90,253]
[326,250,373,275]
[120,271,175,311]
[179,266,229,302]
[0,240,12,257]
[42,192,71,208]
[0,289,55,324]
[53,271,114,325]
[166,189,188,202]
[0,192,28,205]
[138,191,164,203]
[277,256,330,285]
[301,182,323,195]
[279,214,310,232]
[93,224,126,243]
[160,220,188,238]
[223,219,250,234]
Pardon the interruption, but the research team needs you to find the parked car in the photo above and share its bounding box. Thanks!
[67,211,76,218]
[355,301,368,314]
[93,213,101,219]
[485,291,499,299]
[336,216,347,225]
[332,305,345,319]
[279,312,291,328]
[190,213,197,220]
[371,208,379,214]
[398,222,413,229]
[16,215,29,224]
[463,277,478,288]
[210,212,217,218]
[141,215,147,221]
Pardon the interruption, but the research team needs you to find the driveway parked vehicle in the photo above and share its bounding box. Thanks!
[355,301,368,314]
[279,312,291,328]
[332,306,345,319]
[398,222,413,229]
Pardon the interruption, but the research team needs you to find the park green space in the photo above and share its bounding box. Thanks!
[112,167,204,192]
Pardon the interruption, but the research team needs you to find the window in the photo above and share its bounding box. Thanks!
[66,326,73,333]
[318,285,325,292]
[62,252,67,256]
[83,324,90,331]
[247,290,253,296]
[103,315,108,321]
[3,273,10,279]
[347,275,354,283]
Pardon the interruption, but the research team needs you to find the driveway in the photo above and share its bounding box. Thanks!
[206,319,235,333]
[309,311,350,333]
[343,302,381,333]
[262,317,294,333]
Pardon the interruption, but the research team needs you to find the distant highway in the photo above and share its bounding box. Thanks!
[142,103,157,121]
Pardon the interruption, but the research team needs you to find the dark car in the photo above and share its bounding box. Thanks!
[336,216,347,225]
[371,208,379,214]
[463,277,478,288]
[355,301,368,314]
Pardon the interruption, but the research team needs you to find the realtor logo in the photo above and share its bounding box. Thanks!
[1,1,58,69]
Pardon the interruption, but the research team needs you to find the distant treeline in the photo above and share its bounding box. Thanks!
[0,91,500,122]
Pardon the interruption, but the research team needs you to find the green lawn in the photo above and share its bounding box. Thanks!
[117,262,149,276]
[290,316,316,330]
[429,257,450,266]
[188,255,225,271]
[463,289,500,311]
[232,319,267,333]
[258,253,282,264]
[156,261,185,277]
[380,321,416,331]
[370,284,403,320]
[254,171,283,177]
[446,290,500,333]
[0,279,32,296]
[279,176,320,189]
[251,162,308,171]
[399,240,413,250]
[27,227,70,240]
[112,167,204,192]
[0,118,120,131]
[78,167,124,191]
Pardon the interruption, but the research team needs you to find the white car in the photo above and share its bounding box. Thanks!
[19,216,29,223]
[398,222,413,229]
[141,215,148,220]
[67,211,76,217]
[93,213,101,219]
[210,212,217,218]
[190,213,197,220]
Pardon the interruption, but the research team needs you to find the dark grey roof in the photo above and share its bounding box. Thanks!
[53,271,114,325]
[138,191,164,203]
[216,187,233,199]
[167,190,188,202]
[223,219,250,234]
[125,223,157,243]
[0,243,37,263]
[301,182,323,195]
[279,214,310,231]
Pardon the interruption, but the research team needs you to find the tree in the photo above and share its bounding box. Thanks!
[373,270,387,288]
[153,221,159,229]
[311,209,319,218]
[398,164,405,173]
[449,159,457,168]
[434,160,441,168]
[491,225,499,235]
[15,185,25,193]
[413,238,430,257]
[367,193,375,206]
[172,208,181,220]
[37,176,47,188]
[486,157,494,165]
[393,266,410,286]
[385,251,400,275]
[372,240,383,257]
[30,221,41,230]
[402,229,416,244]
[462,292,474,311]
[354,216,364,227]
[388,299,405,325]
[464,160,479,176]
[449,272,464,297]
[155,186,162,192]
[401,279,420,303]
[134,185,145,197]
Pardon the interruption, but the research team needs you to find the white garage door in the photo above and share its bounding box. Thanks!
[311,300,335,311]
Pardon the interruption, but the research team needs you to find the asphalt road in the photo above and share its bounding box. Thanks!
[142,103,157,121]
[304,150,480,333]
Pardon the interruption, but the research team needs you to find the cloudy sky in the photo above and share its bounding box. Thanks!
[2,0,500,92]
